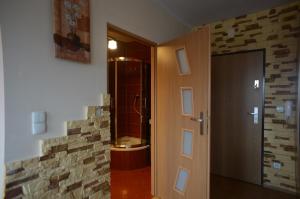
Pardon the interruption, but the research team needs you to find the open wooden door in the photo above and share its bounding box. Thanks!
[156,26,210,199]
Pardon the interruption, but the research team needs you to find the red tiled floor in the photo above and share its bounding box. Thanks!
[111,167,152,199]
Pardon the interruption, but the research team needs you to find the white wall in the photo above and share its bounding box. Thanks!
[0,27,5,197]
[0,0,189,162]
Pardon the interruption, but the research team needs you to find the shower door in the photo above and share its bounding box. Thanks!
[108,59,150,147]
[156,26,210,199]
[141,63,151,145]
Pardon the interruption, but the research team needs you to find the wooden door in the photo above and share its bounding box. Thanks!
[156,26,210,199]
[211,50,264,185]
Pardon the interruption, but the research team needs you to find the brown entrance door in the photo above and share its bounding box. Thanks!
[211,50,264,185]
[156,27,210,199]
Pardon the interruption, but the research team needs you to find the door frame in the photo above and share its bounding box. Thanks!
[106,23,159,196]
[211,49,266,185]
[151,46,158,196]
[0,26,5,199]
[296,39,300,196]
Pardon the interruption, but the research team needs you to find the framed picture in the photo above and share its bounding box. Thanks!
[53,0,90,63]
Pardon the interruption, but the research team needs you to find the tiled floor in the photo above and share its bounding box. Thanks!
[111,167,152,199]
[211,174,298,199]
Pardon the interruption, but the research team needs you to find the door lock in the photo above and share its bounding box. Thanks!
[254,80,260,89]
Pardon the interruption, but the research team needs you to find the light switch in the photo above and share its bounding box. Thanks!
[272,162,281,170]
[276,106,284,113]
[32,112,47,135]
[100,93,104,106]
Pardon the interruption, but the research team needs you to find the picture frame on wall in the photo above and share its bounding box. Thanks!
[53,0,91,63]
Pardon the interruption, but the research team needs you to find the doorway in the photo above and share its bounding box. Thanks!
[210,50,298,199]
[107,26,211,199]
[107,24,154,199]
[211,50,264,185]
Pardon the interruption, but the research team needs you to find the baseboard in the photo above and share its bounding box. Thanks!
[263,184,297,196]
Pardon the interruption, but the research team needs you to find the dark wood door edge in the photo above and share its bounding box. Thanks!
[297,39,300,197]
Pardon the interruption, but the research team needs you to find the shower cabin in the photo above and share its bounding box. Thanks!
[109,57,151,148]
[108,56,151,171]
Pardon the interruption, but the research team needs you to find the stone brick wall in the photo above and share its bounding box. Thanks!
[4,94,111,199]
[201,1,300,193]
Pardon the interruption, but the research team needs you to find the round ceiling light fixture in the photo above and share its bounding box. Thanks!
[108,39,117,50]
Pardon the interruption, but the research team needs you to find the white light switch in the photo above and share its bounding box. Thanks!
[32,112,46,135]
[100,93,104,106]
[272,162,281,170]
[276,106,284,113]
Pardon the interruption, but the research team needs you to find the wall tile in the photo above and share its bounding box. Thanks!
[204,1,300,193]
[4,94,111,199]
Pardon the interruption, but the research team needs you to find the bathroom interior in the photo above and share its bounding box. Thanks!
[107,24,152,198]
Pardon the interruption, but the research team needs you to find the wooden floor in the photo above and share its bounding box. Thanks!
[111,170,298,199]
[111,167,152,199]
[211,174,298,199]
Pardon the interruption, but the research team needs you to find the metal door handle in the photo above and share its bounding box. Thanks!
[190,112,204,135]
[248,107,259,124]
[190,117,203,122]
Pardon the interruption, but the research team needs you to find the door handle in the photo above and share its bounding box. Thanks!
[248,106,259,124]
[190,117,203,122]
[190,112,204,135]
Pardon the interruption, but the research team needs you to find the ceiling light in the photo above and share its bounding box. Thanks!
[108,40,117,50]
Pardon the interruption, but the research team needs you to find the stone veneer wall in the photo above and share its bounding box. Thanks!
[4,94,111,199]
[201,1,300,193]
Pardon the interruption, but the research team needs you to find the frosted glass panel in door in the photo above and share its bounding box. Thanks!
[182,130,193,158]
[175,168,189,194]
[181,88,193,116]
[176,48,190,75]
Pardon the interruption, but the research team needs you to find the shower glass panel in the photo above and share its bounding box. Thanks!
[108,58,150,148]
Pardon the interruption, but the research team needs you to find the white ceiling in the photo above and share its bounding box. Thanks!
[151,0,296,27]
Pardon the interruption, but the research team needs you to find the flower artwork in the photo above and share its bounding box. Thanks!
[53,0,90,63]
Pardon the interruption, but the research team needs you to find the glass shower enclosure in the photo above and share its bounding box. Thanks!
[108,57,151,148]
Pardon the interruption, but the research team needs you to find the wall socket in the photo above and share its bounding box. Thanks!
[272,162,282,170]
